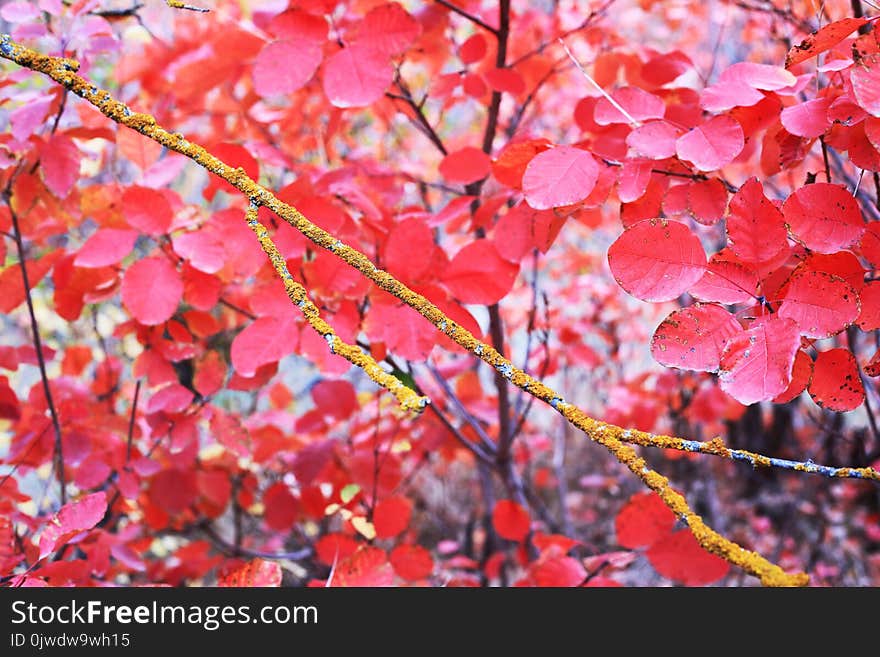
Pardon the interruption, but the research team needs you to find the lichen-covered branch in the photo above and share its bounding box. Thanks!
[618,430,880,482]
[0,35,808,586]
[244,203,429,413]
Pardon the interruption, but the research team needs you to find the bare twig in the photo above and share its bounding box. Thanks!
[434,0,498,35]
[4,194,65,505]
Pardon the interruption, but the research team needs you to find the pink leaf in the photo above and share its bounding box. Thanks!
[123,186,174,235]
[777,270,858,339]
[522,146,599,210]
[253,39,322,98]
[38,492,107,561]
[718,316,801,405]
[322,45,392,108]
[607,218,706,302]
[675,115,744,171]
[626,120,681,159]
[41,134,80,199]
[74,229,138,268]
[442,240,519,305]
[783,183,864,253]
[689,250,759,304]
[594,87,665,125]
[439,147,492,184]
[780,97,832,138]
[851,56,880,118]
[231,317,298,377]
[726,178,789,265]
[651,304,743,372]
[121,256,183,326]
[355,2,422,56]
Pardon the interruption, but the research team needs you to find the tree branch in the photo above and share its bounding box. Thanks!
[619,431,880,482]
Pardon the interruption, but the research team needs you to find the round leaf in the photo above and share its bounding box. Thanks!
[522,145,599,210]
[607,218,707,302]
[651,304,743,373]
[121,256,183,326]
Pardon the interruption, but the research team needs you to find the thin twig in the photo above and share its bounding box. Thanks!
[4,195,65,505]
[558,38,641,128]
[434,0,498,35]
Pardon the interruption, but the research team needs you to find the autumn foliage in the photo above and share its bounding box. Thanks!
[1,0,880,588]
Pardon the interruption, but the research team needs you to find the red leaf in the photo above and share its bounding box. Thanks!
[780,97,832,138]
[625,120,680,159]
[675,115,744,171]
[617,161,652,203]
[860,222,880,268]
[74,229,138,268]
[312,379,358,420]
[263,482,298,532]
[852,56,880,118]
[121,256,183,326]
[38,492,107,561]
[858,281,880,331]
[646,529,729,585]
[786,18,869,68]
[122,186,174,235]
[777,270,858,338]
[484,67,525,95]
[217,558,282,587]
[607,218,706,302]
[773,349,813,404]
[230,317,298,377]
[322,45,392,108]
[315,533,359,566]
[615,492,675,549]
[802,251,865,292]
[725,178,789,265]
[492,500,530,542]
[594,87,665,125]
[373,496,413,539]
[783,183,864,253]
[390,544,434,581]
[146,383,193,414]
[530,553,587,587]
[149,469,197,514]
[253,39,322,97]
[459,33,487,64]
[384,218,435,282]
[356,2,421,56]
[522,146,599,210]
[0,376,20,421]
[718,315,801,405]
[0,250,62,313]
[491,138,551,189]
[41,133,79,199]
[687,178,728,226]
[442,240,519,305]
[651,304,743,373]
[701,63,796,112]
[193,351,226,397]
[439,147,491,184]
[808,348,865,412]
[330,546,395,587]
